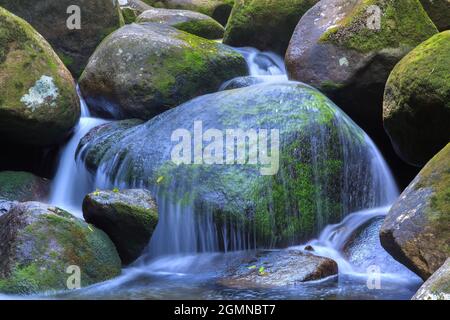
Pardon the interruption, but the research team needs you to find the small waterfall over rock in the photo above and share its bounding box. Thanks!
[49,87,107,217]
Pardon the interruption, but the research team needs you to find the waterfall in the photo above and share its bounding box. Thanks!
[49,87,107,217]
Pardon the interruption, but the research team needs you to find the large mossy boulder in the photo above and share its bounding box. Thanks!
[419,0,450,31]
[413,258,450,300]
[285,0,438,146]
[383,31,450,167]
[143,0,235,25]
[83,189,158,265]
[0,7,80,147]
[137,8,225,39]
[0,0,123,77]
[0,202,121,295]
[380,143,450,280]
[223,0,318,54]
[0,171,50,202]
[77,82,392,247]
[79,23,247,120]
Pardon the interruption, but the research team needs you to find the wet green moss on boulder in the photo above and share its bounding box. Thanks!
[83,189,158,265]
[383,31,450,166]
[0,171,50,202]
[79,23,247,120]
[223,0,318,54]
[0,202,121,295]
[0,7,80,147]
[78,83,378,247]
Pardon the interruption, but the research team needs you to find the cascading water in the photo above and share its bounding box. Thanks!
[47,48,421,300]
[49,87,107,217]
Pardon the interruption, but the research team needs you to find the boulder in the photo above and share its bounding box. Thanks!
[77,82,391,247]
[219,250,338,288]
[143,0,235,25]
[0,0,123,77]
[383,31,450,167]
[79,23,247,120]
[137,8,225,39]
[380,143,450,280]
[223,0,318,54]
[285,0,438,148]
[419,0,450,31]
[83,189,158,265]
[0,202,121,294]
[121,0,153,24]
[0,171,50,202]
[0,7,80,147]
[412,258,450,300]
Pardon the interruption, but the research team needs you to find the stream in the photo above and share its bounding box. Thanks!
[40,47,422,300]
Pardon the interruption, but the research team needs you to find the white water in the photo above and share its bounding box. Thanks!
[49,87,107,217]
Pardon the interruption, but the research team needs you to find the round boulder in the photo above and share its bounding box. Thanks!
[383,31,450,167]
[0,202,121,295]
[0,7,80,147]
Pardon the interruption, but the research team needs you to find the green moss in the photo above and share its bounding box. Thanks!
[121,7,138,24]
[0,171,47,201]
[320,0,438,53]
[174,18,225,39]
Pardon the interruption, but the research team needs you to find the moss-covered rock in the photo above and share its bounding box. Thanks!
[285,0,438,147]
[120,0,154,24]
[137,8,225,39]
[0,202,121,295]
[0,171,50,202]
[413,258,450,300]
[77,83,390,248]
[83,189,158,265]
[380,143,450,280]
[143,0,235,25]
[79,23,247,120]
[383,31,450,167]
[419,0,450,31]
[223,0,318,54]
[0,7,80,147]
[0,0,123,78]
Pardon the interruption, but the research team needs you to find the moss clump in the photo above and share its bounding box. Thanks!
[121,7,138,24]
[383,31,450,166]
[320,0,438,53]
[174,18,224,39]
[0,171,49,202]
[223,0,318,53]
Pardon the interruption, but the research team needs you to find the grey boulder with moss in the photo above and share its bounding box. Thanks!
[137,8,225,39]
[285,0,438,142]
[419,0,450,31]
[77,82,387,247]
[0,202,121,295]
[121,0,153,24]
[223,0,318,54]
[0,171,50,202]
[83,189,158,265]
[383,31,450,167]
[0,7,80,147]
[79,23,247,120]
[0,0,123,77]
[143,0,235,25]
[380,143,450,280]
[413,258,450,300]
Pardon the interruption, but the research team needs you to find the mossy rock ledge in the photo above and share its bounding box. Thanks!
[223,0,319,54]
[383,31,450,167]
[0,0,123,78]
[137,8,225,39]
[0,202,121,295]
[285,0,438,143]
[0,7,80,147]
[380,143,450,280]
[77,82,388,248]
[83,189,159,265]
[79,23,247,120]
[143,0,235,25]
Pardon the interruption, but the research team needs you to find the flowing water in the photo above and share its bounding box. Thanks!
[39,48,422,299]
